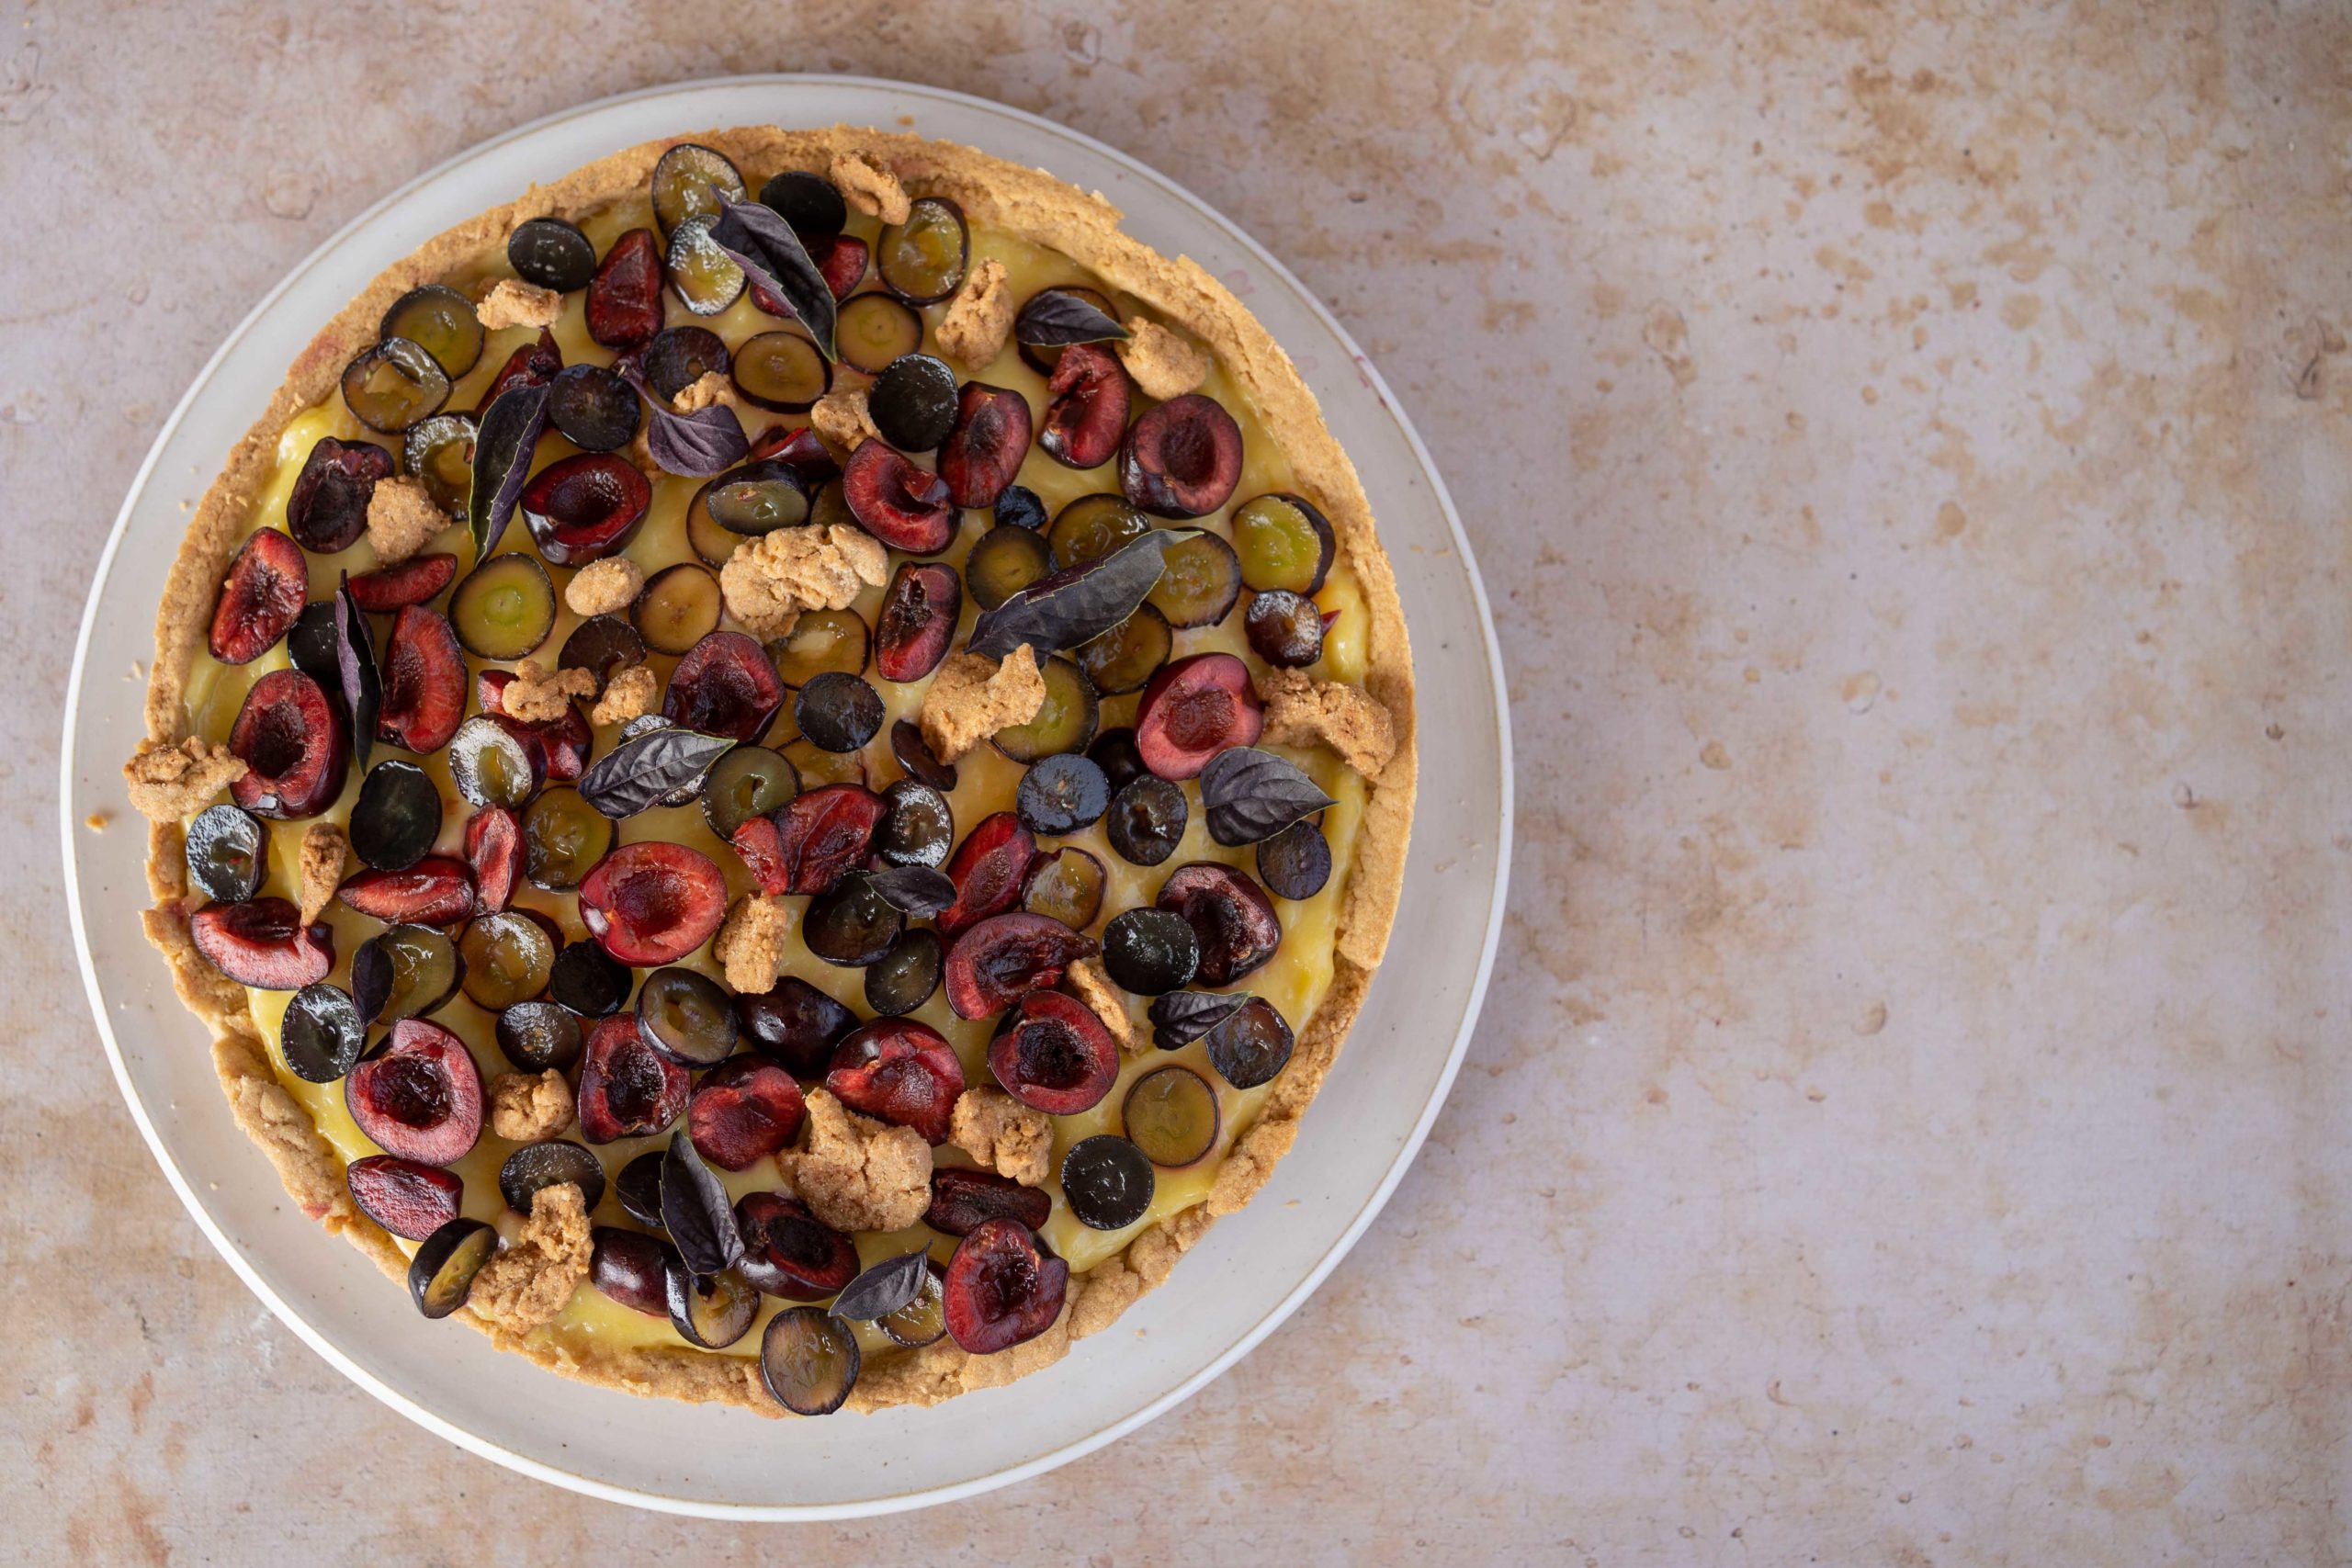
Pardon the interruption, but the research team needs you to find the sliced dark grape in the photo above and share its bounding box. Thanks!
[558,614,647,687]
[731,330,830,411]
[185,804,268,903]
[759,169,847,237]
[381,284,483,378]
[457,909,555,1011]
[1231,492,1336,595]
[1123,1065,1220,1167]
[990,656,1098,764]
[836,291,923,375]
[1245,588,1326,667]
[1021,845,1105,930]
[342,337,449,434]
[650,142,745,234]
[522,787,612,891]
[1106,775,1188,867]
[1075,603,1172,696]
[280,981,366,1083]
[409,1218,497,1319]
[761,1306,860,1416]
[401,414,476,524]
[865,928,944,1016]
[1038,341,1129,470]
[995,484,1047,532]
[876,778,954,868]
[641,324,730,400]
[499,1140,606,1214]
[347,1155,462,1241]
[546,363,639,451]
[1016,753,1110,837]
[1088,729,1147,794]
[701,746,799,840]
[1101,907,1201,995]
[449,554,557,663]
[208,528,307,665]
[964,525,1056,612]
[1204,996,1295,1089]
[636,966,740,1067]
[1046,491,1150,568]
[734,976,856,1077]
[1060,1134,1155,1230]
[665,215,746,315]
[877,1260,949,1348]
[667,1262,759,1350]
[802,876,903,967]
[869,354,959,451]
[875,196,968,306]
[508,216,597,292]
[889,718,958,792]
[793,671,885,753]
[350,923,463,1024]
[615,1151,664,1227]
[874,560,961,682]
[287,436,395,554]
[497,998,585,1072]
[768,607,870,688]
[229,669,347,819]
[1147,530,1243,629]
[632,562,723,657]
[1257,818,1333,900]
[697,459,819,539]
[586,228,664,349]
[591,1225,681,1316]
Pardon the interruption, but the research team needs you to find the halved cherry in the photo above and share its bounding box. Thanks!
[586,227,664,347]
[378,605,467,753]
[817,233,868,300]
[987,988,1118,1113]
[687,1056,807,1170]
[937,812,1035,940]
[286,436,394,553]
[576,1013,692,1144]
[337,855,476,926]
[662,628,784,741]
[209,529,308,665]
[461,805,522,915]
[825,1018,966,1144]
[924,1168,1051,1237]
[874,560,962,683]
[841,438,956,555]
[1156,862,1283,987]
[734,1192,859,1302]
[578,841,728,965]
[521,453,652,566]
[735,976,857,1077]
[346,1156,464,1242]
[1038,341,1130,470]
[945,912,1098,1021]
[1120,393,1244,518]
[592,1225,683,1316]
[736,783,885,897]
[189,897,334,989]
[345,1018,483,1166]
[943,1218,1068,1354]
[935,381,1033,508]
[1134,651,1262,780]
[348,551,457,613]
[744,423,842,487]
[229,669,347,818]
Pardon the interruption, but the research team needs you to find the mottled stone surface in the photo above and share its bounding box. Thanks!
[6,2,2349,1562]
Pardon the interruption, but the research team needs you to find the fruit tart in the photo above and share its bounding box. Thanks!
[124,128,1413,1415]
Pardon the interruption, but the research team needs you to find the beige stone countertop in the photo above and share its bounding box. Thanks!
[6,2,2346,1562]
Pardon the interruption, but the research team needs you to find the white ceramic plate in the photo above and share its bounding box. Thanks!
[60,76,1510,1519]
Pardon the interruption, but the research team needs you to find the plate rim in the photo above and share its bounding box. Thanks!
[59,72,1513,1520]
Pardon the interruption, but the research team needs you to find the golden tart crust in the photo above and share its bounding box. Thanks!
[135,126,1415,1415]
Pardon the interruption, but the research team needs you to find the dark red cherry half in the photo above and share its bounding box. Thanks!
[521,453,652,566]
[578,841,729,965]
[874,560,962,683]
[734,1192,860,1301]
[378,605,468,753]
[744,423,842,486]
[462,805,521,915]
[1134,652,1263,781]
[1119,393,1244,519]
[842,438,956,554]
[687,1056,808,1170]
[345,1018,483,1167]
[937,812,1035,940]
[937,382,1033,509]
[988,988,1119,1114]
[739,783,885,897]
[1156,862,1283,987]
[346,1155,463,1242]
[825,1019,967,1145]
[924,1167,1051,1237]
[576,1013,692,1144]
[661,629,784,742]
[336,855,477,927]
[943,1218,1068,1354]
[188,897,334,989]
[945,912,1097,1021]
[1038,342,1130,470]
[347,551,457,613]
[586,227,664,348]
[209,529,308,665]
[286,436,394,554]
[478,330,562,409]
[229,669,347,819]
[591,1225,682,1316]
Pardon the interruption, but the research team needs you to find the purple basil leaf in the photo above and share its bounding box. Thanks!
[829,1247,932,1322]
[333,571,379,773]
[1148,989,1254,1051]
[468,380,549,558]
[708,199,838,362]
[1015,288,1131,349]
[1199,746,1335,847]
[866,865,956,919]
[580,725,736,818]
[967,529,1198,660]
[618,366,750,479]
[661,1134,744,1277]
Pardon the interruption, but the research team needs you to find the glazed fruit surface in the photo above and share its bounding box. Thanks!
[178,186,1374,1377]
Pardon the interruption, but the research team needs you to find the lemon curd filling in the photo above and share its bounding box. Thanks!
[187,197,1370,1369]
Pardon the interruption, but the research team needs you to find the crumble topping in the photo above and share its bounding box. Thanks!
[468,1181,592,1335]
[718,522,889,638]
[1117,317,1210,400]
[365,476,448,566]
[1065,956,1140,1055]
[474,278,561,332]
[501,659,595,725]
[917,645,1045,763]
[713,894,792,995]
[1255,666,1398,779]
[489,1069,575,1142]
[295,822,347,926]
[810,388,881,452]
[783,1088,932,1234]
[949,1088,1053,1188]
[124,736,246,822]
[589,663,658,727]
[564,557,644,617]
[673,370,732,412]
[829,152,911,225]
[936,257,1014,368]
